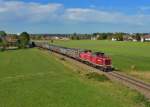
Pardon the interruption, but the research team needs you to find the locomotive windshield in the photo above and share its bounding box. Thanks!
[94,52,105,56]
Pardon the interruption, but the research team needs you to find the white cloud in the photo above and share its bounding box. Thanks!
[63,8,120,23]
[140,6,150,11]
[0,0,150,26]
[63,8,150,25]
[0,1,63,22]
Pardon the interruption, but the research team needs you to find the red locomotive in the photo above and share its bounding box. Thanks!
[79,50,112,71]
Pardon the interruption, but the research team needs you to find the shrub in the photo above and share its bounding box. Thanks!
[134,93,150,107]
[85,72,109,82]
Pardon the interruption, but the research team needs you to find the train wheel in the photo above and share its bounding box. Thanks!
[103,68,107,72]
[99,67,103,71]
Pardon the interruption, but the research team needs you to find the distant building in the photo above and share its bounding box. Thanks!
[141,35,150,42]
[91,37,96,40]
[123,35,136,42]
[4,35,18,46]
[59,37,70,40]
[133,39,137,42]
[51,36,59,40]
[91,34,100,40]
[5,35,17,42]
[112,38,117,41]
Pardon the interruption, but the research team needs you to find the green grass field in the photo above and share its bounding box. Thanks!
[0,49,148,107]
[51,40,150,72]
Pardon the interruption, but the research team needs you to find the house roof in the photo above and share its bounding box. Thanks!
[142,35,150,38]
[5,36,18,42]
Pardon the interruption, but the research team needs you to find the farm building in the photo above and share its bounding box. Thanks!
[141,35,150,42]
[59,37,70,40]
[91,34,100,40]
[123,36,133,41]
[91,37,97,40]
[112,35,141,42]
[5,35,17,42]
[5,35,18,46]
[112,37,117,41]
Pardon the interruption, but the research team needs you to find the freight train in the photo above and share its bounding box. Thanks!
[35,42,113,72]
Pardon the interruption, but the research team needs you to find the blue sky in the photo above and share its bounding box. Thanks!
[1,0,150,33]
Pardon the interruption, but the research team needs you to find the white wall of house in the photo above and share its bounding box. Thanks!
[133,39,137,42]
[91,37,96,40]
[141,38,144,42]
[145,38,150,41]
[141,38,150,42]
[112,38,117,41]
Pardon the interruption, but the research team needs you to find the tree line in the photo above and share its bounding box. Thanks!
[69,32,144,41]
[28,32,146,41]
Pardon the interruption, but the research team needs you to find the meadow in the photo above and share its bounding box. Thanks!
[51,40,150,72]
[0,49,148,107]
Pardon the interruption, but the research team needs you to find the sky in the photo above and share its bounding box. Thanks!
[1,0,150,33]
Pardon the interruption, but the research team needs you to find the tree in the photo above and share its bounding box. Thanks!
[0,31,7,43]
[19,32,30,48]
[76,36,80,40]
[0,38,2,49]
[0,38,2,43]
[0,31,7,51]
[97,34,107,40]
[0,31,7,37]
[135,33,141,41]
[51,39,54,43]
[114,33,123,41]
[70,33,81,40]
[12,34,18,40]
[73,32,77,37]
[70,36,75,40]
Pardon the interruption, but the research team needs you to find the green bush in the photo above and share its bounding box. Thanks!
[85,72,109,82]
[134,93,150,107]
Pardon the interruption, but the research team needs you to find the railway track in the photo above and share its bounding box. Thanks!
[38,47,150,100]
[108,71,150,99]
[109,71,150,91]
